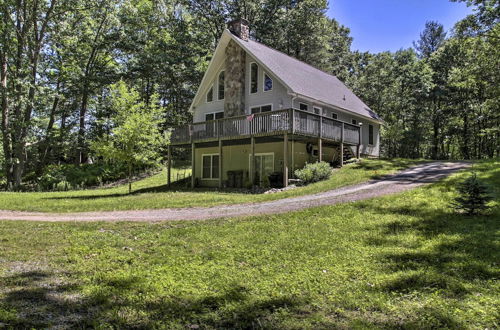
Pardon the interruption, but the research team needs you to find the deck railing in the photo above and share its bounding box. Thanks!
[171,108,360,145]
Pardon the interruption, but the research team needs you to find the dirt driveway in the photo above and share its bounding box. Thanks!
[0,162,470,222]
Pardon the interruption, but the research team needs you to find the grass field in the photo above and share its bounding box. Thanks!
[0,158,425,213]
[0,159,498,328]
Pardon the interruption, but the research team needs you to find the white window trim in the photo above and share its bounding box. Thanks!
[263,72,273,92]
[218,70,225,100]
[299,102,309,112]
[313,106,322,115]
[206,84,214,103]
[249,103,273,114]
[331,112,338,120]
[351,119,358,125]
[201,153,220,180]
[248,152,275,174]
[249,62,259,95]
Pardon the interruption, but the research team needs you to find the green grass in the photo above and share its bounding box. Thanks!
[0,159,498,328]
[0,158,425,212]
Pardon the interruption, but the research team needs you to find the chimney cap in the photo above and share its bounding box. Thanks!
[227,18,250,41]
[227,18,249,27]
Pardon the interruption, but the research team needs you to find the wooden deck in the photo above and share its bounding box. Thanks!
[170,108,361,146]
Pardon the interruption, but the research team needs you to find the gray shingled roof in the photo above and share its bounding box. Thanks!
[231,33,381,121]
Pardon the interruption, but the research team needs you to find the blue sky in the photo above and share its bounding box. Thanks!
[327,0,474,53]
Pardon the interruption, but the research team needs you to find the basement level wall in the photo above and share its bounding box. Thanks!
[193,140,338,187]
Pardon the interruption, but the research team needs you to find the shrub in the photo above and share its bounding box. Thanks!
[37,163,155,191]
[452,172,492,215]
[294,161,332,185]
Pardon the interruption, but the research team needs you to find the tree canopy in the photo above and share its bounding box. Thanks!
[1,0,498,190]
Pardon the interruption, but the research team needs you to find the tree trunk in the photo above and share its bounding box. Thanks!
[128,163,132,194]
[1,48,13,190]
[78,82,89,164]
[431,98,440,160]
[37,80,60,173]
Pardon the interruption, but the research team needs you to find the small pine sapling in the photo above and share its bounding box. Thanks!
[452,172,492,215]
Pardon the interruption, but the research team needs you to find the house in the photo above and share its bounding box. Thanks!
[168,19,382,189]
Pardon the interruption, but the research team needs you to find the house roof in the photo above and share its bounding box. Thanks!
[229,31,382,122]
[189,30,382,123]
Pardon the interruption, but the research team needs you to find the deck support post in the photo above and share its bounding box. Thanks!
[340,123,345,167]
[283,133,289,187]
[191,142,195,188]
[318,138,323,162]
[167,145,172,187]
[218,139,223,189]
[250,136,255,186]
[357,124,362,159]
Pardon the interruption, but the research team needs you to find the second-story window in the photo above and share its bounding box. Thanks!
[207,85,213,103]
[313,106,321,115]
[205,111,224,121]
[332,113,338,120]
[299,103,308,111]
[352,119,357,125]
[250,63,258,93]
[218,71,225,100]
[264,73,273,92]
[251,104,272,114]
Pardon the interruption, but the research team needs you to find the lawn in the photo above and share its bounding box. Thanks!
[0,159,498,328]
[0,158,425,213]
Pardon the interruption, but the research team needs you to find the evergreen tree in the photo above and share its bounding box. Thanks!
[452,172,493,215]
[413,20,447,59]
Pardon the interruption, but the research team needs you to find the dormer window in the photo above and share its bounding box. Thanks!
[207,85,213,103]
[264,73,273,92]
[218,71,225,100]
[250,63,258,94]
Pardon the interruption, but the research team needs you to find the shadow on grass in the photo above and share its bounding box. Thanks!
[1,270,306,328]
[364,169,499,300]
[351,158,426,172]
[42,181,224,201]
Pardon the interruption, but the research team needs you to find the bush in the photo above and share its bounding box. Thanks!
[294,161,332,185]
[452,172,492,215]
[38,163,155,191]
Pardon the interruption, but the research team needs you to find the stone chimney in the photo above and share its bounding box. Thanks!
[227,18,249,41]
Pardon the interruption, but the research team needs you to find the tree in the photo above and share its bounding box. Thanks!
[452,171,492,215]
[413,21,447,59]
[91,81,168,193]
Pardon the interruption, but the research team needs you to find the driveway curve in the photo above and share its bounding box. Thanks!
[0,162,469,222]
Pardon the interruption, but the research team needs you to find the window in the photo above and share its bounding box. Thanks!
[206,85,213,103]
[299,103,308,111]
[351,119,357,125]
[369,124,374,145]
[250,63,258,93]
[251,104,272,114]
[313,106,322,115]
[202,154,220,179]
[218,71,225,100]
[331,113,338,120]
[205,111,224,121]
[263,73,273,92]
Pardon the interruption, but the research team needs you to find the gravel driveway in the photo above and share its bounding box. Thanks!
[0,162,470,222]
